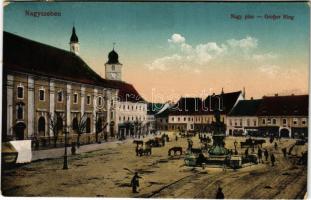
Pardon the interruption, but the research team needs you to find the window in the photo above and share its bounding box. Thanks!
[184,117,186,121]
[293,118,298,125]
[98,97,102,106]
[178,117,180,122]
[262,119,266,125]
[267,118,271,124]
[110,99,113,106]
[229,119,232,126]
[247,119,250,126]
[283,119,287,125]
[111,112,113,118]
[188,117,190,121]
[123,116,125,121]
[38,117,45,134]
[302,118,307,125]
[112,65,115,71]
[239,119,242,126]
[86,118,91,133]
[119,116,121,121]
[57,91,63,102]
[172,117,174,122]
[123,105,125,110]
[253,120,257,126]
[87,95,91,105]
[272,119,276,125]
[39,89,45,101]
[17,86,24,99]
[73,93,78,104]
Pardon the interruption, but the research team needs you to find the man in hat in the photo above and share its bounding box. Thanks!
[216,186,225,199]
[131,172,142,193]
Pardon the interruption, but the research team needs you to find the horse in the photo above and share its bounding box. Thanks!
[168,147,183,156]
[138,147,152,156]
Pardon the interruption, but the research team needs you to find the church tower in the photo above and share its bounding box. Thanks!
[105,45,123,81]
[70,26,79,55]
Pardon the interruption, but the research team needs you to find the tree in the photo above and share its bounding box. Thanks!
[95,116,108,143]
[73,113,88,148]
[48,112,63,148]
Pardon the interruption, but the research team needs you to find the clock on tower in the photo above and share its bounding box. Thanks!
[105,45,123,81]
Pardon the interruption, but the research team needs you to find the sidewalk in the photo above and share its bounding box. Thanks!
[31,134,157,161]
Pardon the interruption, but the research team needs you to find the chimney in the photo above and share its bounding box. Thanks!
[291,94,295,96]
[275,93,278,97]
[250,97,254,100]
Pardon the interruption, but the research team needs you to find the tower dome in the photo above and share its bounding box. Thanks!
[107,49,120,64]
[70,26,79,43]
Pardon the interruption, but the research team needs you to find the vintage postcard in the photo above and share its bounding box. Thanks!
[1,1,309,199]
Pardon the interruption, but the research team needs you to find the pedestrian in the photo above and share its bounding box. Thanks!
[257,148,263,163]
[135,145,140,156]
[216,186,225,199]
[274,142,278,150]
[270,153,276,166]
[264,149,269,161]
[131,172,142,193]
[282,147,287,158]
[245,148,249,157]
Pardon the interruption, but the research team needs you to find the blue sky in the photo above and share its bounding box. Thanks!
[4,2,309,101]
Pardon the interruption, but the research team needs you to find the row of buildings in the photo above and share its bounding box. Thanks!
[155,91,308,139]
[2,27,308,143]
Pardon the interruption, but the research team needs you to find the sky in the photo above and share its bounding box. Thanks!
[4,2,310,103]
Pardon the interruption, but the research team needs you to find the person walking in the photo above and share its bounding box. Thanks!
[270,153,276,166]
[264,149,269,161]
[257,148,263,163]
[245,148,249,157]
[274,142,278,150]
[282,147,287,158]
[216,186,225,199]
[131,172,142,193]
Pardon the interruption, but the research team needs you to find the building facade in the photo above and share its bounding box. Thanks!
[256,94,308,138]
[3,27,148,143]
[226,99,262,136]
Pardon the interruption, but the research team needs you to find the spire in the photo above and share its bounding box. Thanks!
[69,26,79,55]
[113,42,116,50]
[242,87,246,99]
[70,26,79,43]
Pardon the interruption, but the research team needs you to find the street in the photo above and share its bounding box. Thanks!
[2,133,307,198]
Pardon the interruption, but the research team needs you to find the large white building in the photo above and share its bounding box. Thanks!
[2,27,148,145]
[103,44,148,138]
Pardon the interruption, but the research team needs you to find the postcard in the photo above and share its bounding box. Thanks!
[1,1,309,199]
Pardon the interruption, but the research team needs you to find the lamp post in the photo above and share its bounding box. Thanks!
[63,125,69,170]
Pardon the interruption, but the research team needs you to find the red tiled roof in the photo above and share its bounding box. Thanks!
[256,95,308,116]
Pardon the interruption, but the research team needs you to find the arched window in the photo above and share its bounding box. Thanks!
[86,118,91,133]
[38,117,45,135]
[72,117,78,131]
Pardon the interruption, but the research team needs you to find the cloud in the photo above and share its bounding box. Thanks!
[252,53,277,61]
[195,42,227,64]
[147,34,278,73]
[227,36,258,49]
[168,33,185,44]
[258,65,280,76]
[147,54,182,71]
